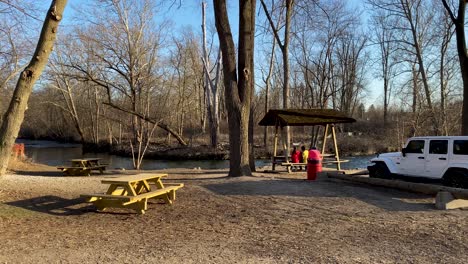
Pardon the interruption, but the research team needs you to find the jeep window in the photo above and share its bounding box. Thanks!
[405,140,425,154]
[429,140,448,154]
[454,140,468,155]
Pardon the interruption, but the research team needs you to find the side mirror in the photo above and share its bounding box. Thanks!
[402,147,407,157]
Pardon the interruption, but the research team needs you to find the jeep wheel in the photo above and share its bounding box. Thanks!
[443,169,468,189]
[369,162,391,179]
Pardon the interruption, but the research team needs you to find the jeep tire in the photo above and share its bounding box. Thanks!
[369,162,391,179]
[443,169,468,189]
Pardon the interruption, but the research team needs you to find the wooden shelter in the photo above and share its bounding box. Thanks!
[258,109,356,170]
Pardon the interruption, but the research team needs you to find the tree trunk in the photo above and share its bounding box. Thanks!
[0,0,68,175]
[403,0,439,134]
[383,76,388,128]
[249,104,256,172]
[202,1,222,148]
[412,63,418,114]
[263,35,276,148]
[282,0,293,151]
[442,0,468,135]
[260,0,294,149]
[214,0,255,177]
[440,19,453,136]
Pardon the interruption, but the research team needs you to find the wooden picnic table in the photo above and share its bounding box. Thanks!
[81,173,184,214]
[272,154,349,173]
[57,158,107,176]
[70,158,102,167]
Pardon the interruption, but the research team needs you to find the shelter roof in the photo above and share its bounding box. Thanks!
[258,109,356,127]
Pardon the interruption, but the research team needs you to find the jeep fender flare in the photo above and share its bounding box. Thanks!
[370,158,399,174]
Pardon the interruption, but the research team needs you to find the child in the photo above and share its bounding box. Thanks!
[300,146,309,170]
[291,146,301,171]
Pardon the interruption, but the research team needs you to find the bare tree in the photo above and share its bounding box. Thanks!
[370,11,398,127]
[261,35,276,148]
[0,0,68,175]
[213,0,256,176]
[46,44,88,142]
[335,33,368,116]
[260,0,294,148]
[436,3,455,135]
[368,0,440,134]
[202,1,222,148]
[442,0,468,135]
[68,0,186,168]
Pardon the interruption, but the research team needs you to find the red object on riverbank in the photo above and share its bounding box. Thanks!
[307,149,322,181]
[12,143,25,159]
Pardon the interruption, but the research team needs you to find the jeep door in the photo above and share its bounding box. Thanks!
[399,139,426,176]
[424,139,449,178]
[452,140,468,164]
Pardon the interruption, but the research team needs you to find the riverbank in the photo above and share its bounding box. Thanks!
[85,142,376,161]
[1,160,467,263]
[19,137,380,162]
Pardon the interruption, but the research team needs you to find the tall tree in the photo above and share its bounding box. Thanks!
[371,12,398,128]
[261,35,276,148]
[442,0,468,135]
[0,0,68,175]
[202,1,222,148]
[260,0,294,149]
[213,0,256,176]
[436,4,455,135]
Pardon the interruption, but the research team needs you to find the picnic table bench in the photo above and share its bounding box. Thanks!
[273,153,349,173]
[57,158,107,176]
[280,162,307,173]
[81,173,184,214]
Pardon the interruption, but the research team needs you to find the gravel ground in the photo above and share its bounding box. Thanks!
[0,161,467,263]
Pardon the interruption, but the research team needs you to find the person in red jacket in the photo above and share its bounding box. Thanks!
[291,146,300,163]
[291,146,301,171]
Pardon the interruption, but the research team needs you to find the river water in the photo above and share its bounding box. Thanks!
[16,139,374,170]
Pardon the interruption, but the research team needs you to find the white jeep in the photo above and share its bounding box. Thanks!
[368,136,468,188]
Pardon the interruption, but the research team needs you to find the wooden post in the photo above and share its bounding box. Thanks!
[331,124,341,170]
[321,124,329,154]
[272,123,279,171]
[281,126,289,162]
[119,123,122,144]
[273,122,278,157]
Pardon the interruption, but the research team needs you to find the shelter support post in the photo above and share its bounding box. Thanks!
[321,124,329,155]
[272,123,279,171]
[281,126,289,163]
[273,123,278,157]
[331,125,341,170]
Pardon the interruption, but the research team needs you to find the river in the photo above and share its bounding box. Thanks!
[16,139,374,170]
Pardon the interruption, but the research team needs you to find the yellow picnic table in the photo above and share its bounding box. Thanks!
[81,173,184,214]
[57,158,107,176]
[70,158,102,167]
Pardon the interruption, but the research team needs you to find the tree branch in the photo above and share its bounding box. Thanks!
[102,102,187,146]
[441,0,457,23]
[260,0,284,50]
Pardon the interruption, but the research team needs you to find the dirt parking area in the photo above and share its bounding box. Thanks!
[0,163,467,263]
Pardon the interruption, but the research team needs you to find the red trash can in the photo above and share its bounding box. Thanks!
[307,149,322,181]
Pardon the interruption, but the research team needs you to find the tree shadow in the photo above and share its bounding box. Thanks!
[171,170,228,176]
[169,176,230,181]
[12,170,67,177]
[202,179,434,212]
[12,170,128,177]
[5,195,94,216]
